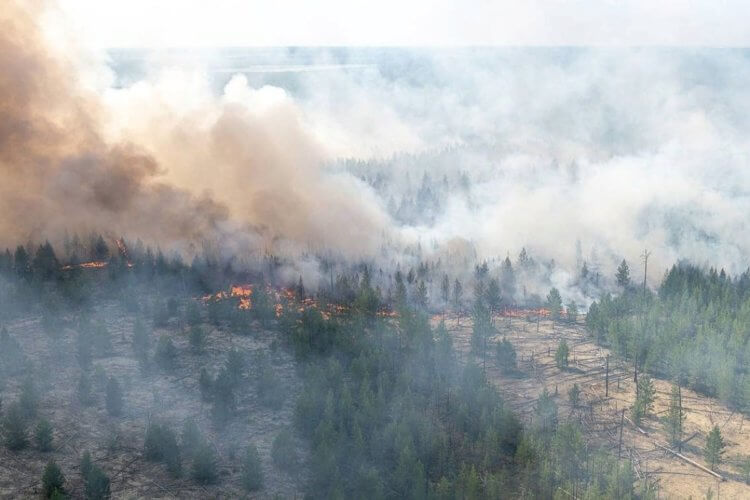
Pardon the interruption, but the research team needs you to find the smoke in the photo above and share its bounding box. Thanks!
[0,1,391,260]
[5,1,750,298]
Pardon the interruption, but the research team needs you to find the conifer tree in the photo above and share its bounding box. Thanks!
[41,460,65,499]
[35,418,54,451]
[105,377,123,417]
[665,384,684,449]
[546,288,563,322]
[241,443,264,492]
[3,401,28,451]
[704,425,725,471]
[616,259,631,288]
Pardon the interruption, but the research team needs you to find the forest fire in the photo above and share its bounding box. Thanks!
[500,307,550,318]
[61,260,108,270]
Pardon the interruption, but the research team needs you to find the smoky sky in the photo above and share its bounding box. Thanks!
[5,1,750,291]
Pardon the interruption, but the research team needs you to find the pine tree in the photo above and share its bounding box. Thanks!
[704,425,725,471]
[485,277,502,321]
[452,279,463,324]
[154,335,177,371]
[632,374,655,426]
[440,274,450,311]
[495,337,517,373]
[77,372,94,406]
[534,388,558,434]
[415,280,428,308]
[189,326,205,354]
[180,419,202,461]
[555,340,570,369]
[546,288,563,322]
[3,402,28,451]
[19,377,39,419]
[105,377,123,417]
[198,368,213,402]
[191,443,217,484]
[35,419,54,452]
[500,256,516,300]
[616,259,631,288]
[83,464,111,500]
[566,302,579,323]
[665,384,684,449]
[41,460,66,499]
[241,443,264,492]
[271,429,298,472]
[568,383,581,409]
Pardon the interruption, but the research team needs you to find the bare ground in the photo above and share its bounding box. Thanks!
[0,302,307,499]
[435,314,750,500]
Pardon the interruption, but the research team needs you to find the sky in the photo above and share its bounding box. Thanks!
[56,0,750,49]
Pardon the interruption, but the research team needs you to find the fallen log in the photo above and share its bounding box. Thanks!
[651,441,724,481]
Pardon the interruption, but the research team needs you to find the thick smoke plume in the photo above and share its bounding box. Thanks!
[0,1,390,259]
[5,1,750,299]
[0,1,233,250]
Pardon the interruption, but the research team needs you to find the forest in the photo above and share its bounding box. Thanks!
[0,236,645,498]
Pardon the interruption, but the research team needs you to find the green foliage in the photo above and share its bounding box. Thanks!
[664,384,685,448]
[188,325,205,354]
[91,322,112,357]
[471,296,493,354]
[198,367,213,402]
[3,401,28,451]
[616,259,631,288]
[555,340,569,369]
[546,287,563,321]
[154,335,177,371]
[41,460,66,499]
[256,354,285,409]
[632,374,655,426]
[185,300,202,326]
[211,368,236,424]
[19,377,39,419]
[81,455,110,500]
[566,302,579,323]
[191,443,217,484]
[105,376,123,417]
[144,421,182,478]
[77,372,94,406]
[180,419,202,461]
[495,337,517,373]
[131,319,150,362]
[534,388,558,434]
[271,429,298,472]
[225,349,245,386]
[587,263,750,410]
[35,418,54,452]
[704,425,725,471]
[241,443,264,492]
[568,383,581,409]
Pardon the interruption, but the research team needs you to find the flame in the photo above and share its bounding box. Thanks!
[115,238,134,268]
[61,260,108,270]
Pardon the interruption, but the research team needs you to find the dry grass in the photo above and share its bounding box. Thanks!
[434,313,750,499]
[0,302,306,498]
